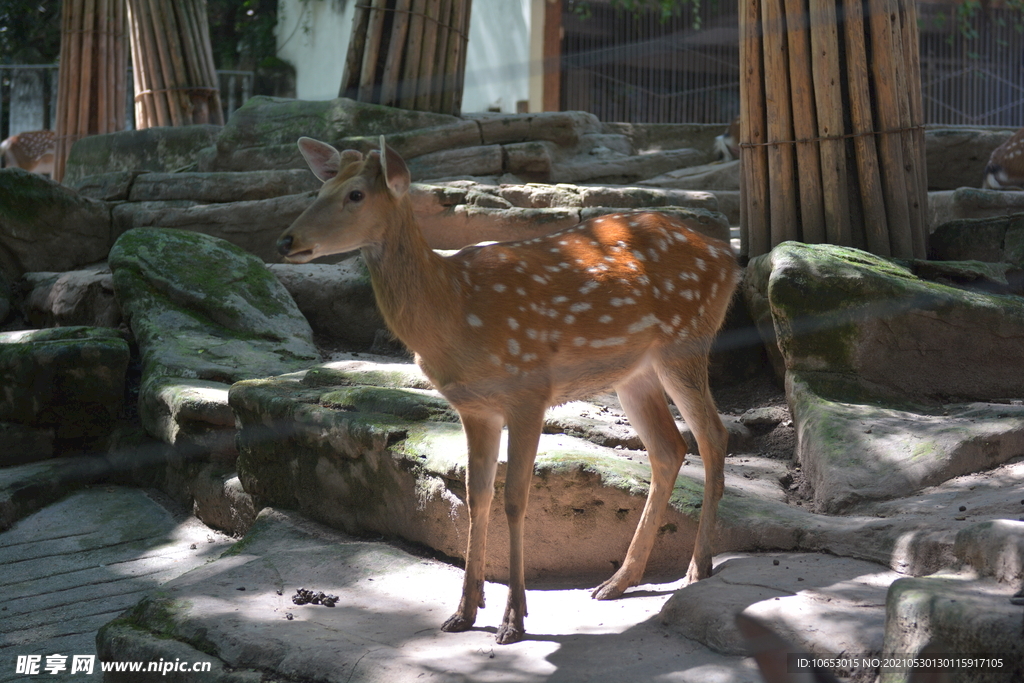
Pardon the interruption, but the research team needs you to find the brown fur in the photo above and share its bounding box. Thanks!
[278,136,741,644]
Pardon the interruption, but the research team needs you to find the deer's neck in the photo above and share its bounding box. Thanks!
[360,201,461,356]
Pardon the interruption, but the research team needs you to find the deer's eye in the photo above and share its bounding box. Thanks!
[348,190,365,202]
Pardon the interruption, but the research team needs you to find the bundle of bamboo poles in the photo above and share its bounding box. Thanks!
[53,0,128,183]
[126,0,224,130]
[341,0,473,115]
[740,0,928,260]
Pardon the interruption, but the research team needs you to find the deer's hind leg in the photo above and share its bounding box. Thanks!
[656,342,728,584]
[592,364,689,600]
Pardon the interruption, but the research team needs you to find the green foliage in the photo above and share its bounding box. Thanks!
[206,0,279,70]
[0,0,61,64]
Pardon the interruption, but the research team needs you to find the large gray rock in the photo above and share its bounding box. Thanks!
[661,553,899,659]
[202,96,460,172]
[63,125,222,185]
[0,169,111,279]
[787,374,1024,512]
[925,126,1015,191]
[0,327,128,450]
[112,193,315,263]
[745,242,1024,510]
[930,213,1024,265]
[928,187,1024,230]
[127,169,320,203]
[882,574,1022,683]
[639,159,741,191]
[19,265,120,328]
[109,228,320,449]
[267,260,385,350]
[745,242,1024,401]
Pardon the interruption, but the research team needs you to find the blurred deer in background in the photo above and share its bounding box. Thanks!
[714,116,741,161]
[277,136,740,644]
[0,130,56,176]
[983,127,1024,190]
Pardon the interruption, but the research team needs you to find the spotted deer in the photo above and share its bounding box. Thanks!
[0,130,56,176]
[277,136,741,644]
[982,127,1024,190]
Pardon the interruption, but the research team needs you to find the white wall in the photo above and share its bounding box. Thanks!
[276,0,357,101]
[276,0,533,114]
[462,0,532,113]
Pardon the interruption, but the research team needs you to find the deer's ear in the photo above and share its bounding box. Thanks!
[298,137,358,182]
[379,135,410,198]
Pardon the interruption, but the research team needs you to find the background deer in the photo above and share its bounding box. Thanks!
[983,127,1024,190]
[0,130,56,176]
[277,136,740,644]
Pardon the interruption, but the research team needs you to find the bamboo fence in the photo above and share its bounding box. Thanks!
[341,0,473,115]
[740,0,928,259]
[125,0,224,130]
[53,0,128,182]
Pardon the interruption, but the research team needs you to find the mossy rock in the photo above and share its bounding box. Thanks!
[745,241,1024,402]
[63,125,222,185]
[0,169,111,278]
[215,96,458,153]
[109,228,320,443]
[0,326,128,442]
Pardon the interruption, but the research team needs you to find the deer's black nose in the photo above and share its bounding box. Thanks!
[277,236,293,255]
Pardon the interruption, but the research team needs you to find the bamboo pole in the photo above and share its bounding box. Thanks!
[342,3,372,99]
[359,0,389,102]
[345,0,472,115]
[380,0,412,106]
[808,0,851,247]
[739,0,769,259]
[866,0,912,257]
[900,0,928,257]
[842,0,890,256]
[54,0,127,181]
[415,0,442,111]
[126,0,224,129]
[399,0,428,109]
[783,0,825,244]
[761,0,798,247]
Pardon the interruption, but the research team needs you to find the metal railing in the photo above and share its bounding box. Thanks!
[561,1,1024,126]
[0,64,254,139]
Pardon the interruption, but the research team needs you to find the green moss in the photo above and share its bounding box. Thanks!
[319,386,457,422]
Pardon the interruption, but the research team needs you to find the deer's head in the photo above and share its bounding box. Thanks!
[277,136,411,262]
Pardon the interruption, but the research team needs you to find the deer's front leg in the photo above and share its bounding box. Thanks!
[442,411,503,633]
[495,404,545,645]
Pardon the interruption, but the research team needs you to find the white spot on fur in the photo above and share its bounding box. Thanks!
[517,287,527,296]
[508,338,521,356]
[573,337,588,346]
[564,314,576,324]
[599,314,613,323]
[526,329,538,340]
[569,302,592,313]
[532,274,548,284]
[508,317,519,330]
[590,337,626,348]
[493,283,507,292]
[627,314,659,334]
[579,281,599,295]
[467,314,483,327]
[695,257,706,271]
[552,295,568,304]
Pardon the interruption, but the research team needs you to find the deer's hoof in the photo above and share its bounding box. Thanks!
[441,613,475,633]
[590,580,626,601]
[495,621,525,645]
